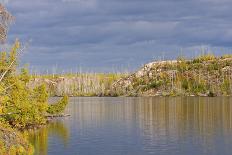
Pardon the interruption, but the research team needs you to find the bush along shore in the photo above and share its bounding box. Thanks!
[0,41,69,154]
[113,54,232,97]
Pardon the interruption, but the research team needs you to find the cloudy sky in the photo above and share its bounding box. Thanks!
[3,0,232,72]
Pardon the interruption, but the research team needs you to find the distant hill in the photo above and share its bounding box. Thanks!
[113,54,232,97]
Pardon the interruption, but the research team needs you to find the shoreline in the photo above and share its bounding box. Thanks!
[28,55,232,98]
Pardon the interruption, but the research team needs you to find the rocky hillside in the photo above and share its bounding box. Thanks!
[113,55,232,97]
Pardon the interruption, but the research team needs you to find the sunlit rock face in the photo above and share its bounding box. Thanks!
[113,56,232,97]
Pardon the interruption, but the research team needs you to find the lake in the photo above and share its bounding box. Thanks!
[29,97,232,155]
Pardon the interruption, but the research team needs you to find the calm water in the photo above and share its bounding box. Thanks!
[30,97,232,155]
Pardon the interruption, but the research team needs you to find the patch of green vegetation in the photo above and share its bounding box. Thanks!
[221,54,232,59]
[221,78,231,95]
[47,95,68,114]
[193,54,216,63]
[147,80,163,89]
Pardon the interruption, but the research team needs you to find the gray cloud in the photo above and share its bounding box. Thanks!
[4,0,232,72]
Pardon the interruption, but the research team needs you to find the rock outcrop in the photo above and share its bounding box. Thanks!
[113,55,232,97]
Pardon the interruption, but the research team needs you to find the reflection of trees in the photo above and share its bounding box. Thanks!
[28,128,48,155]
[73,97,232,154]
[135,97,232,154]
[48,121,69,146]
[74,97,232,135]
[28,121,69,155]
[27,97,232,154]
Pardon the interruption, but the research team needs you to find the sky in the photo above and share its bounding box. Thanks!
[2,0,232,72]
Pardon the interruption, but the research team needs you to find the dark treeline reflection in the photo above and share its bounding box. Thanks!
[30,97,232,155]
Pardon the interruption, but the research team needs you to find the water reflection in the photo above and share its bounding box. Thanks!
[31,97,232,155]
[29,121,69,155]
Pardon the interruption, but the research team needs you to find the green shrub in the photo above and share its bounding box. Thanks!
[47,95,69,114]
[221,79,231,95]
[208,91,216,97]
[148,80,163,89]
[193,54,216,63]
[0,41,69,128]
[181,79,189,90]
